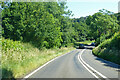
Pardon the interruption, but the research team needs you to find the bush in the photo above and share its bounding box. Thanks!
[93,31,120,65]
[2,38,24,53]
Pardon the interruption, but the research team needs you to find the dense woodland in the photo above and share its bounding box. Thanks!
[1,1,120,49]
[1,1,75,49]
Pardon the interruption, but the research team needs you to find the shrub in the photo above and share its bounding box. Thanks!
[93,31,120,65]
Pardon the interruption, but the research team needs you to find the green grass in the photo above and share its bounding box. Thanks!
[1,38,75,78]
[77,40,95,45]
[93,32,120,65]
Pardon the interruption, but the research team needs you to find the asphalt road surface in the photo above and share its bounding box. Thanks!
[24,46,120,79]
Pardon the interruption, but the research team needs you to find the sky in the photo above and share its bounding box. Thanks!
[66,0,119,18]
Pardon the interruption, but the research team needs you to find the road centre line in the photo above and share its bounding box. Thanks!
[78,49,110,80]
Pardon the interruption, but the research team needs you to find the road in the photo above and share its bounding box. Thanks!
[24,46,120,80]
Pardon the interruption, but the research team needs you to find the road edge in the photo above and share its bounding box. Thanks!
[22,50,75,79]
[78,49,109,80]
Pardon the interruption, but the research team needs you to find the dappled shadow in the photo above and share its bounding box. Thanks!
[94,55,120,70]
[1,68,16,80]
[76,47,85,49]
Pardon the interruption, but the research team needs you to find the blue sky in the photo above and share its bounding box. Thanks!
[66,0,119,18]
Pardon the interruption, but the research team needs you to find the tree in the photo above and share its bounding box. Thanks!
[86,10,119,45]
[2,1,73,48]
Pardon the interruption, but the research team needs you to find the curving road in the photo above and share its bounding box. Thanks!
[24,46,120,80]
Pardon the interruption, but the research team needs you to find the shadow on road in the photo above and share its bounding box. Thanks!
[94,56,120,70]
[75,44,95,50]
[84,47,93,50]
[84,45,120,70]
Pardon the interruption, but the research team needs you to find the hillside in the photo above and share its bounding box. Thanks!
[93,31,120,65]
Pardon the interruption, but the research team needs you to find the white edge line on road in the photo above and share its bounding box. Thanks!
[78,49,108,79]
[22,50,75,80]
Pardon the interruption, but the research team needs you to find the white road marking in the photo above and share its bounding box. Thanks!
[22,49,109,80]
[22,50,75,80]
[78,49,99,79]
[78,49,109,80]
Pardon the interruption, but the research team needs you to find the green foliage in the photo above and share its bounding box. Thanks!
[1,38,75,78]
[86,10,120,64]
[2,2,73,48]
[72,17,89,42]
[60,17,76,46]
[2,37,24,53]
[117,13,120,25]
[93,31,120,64]
[86,10,119,45]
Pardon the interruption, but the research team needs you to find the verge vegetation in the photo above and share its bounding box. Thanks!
[2,38,75,78]
[78,40,95,45]
[93,31,120,65]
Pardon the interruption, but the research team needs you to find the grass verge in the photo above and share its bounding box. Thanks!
[79,40,95,45]
[1,38,75,79]
[76,40,95,45]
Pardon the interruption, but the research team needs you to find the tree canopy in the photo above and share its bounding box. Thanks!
[1,1,120,48]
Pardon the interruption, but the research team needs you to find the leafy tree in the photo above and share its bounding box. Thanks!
[86,10,119,45]
[2,1,73,48]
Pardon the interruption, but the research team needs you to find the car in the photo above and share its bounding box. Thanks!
[91,42,95,46]
[79,44,85,49]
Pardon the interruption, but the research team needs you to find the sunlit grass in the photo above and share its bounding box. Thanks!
[1,38,75,78]
[78,40,95,45]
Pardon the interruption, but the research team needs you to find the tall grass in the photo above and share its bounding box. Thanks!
[1,38,75,78]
